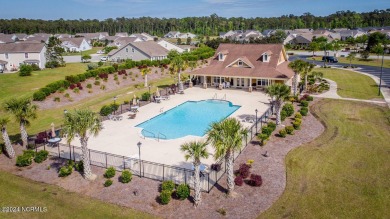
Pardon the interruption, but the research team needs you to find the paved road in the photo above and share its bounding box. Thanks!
[63,54,103,63]
[290,55,390,87]
[288,51,390,60]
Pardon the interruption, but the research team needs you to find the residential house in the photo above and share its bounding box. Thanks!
[0,42,46,71]
[157,39,186,53]
[164,31,181,38]
[339,30,366,41]
[0,34,15,44]
[115,32,129,37]
[54,34,72,39]
[129,33,154,41]
[60,37,92,52]
[190,44,294,90]
[75,32,108,43]
[25,33,51,44]
[220,30,241,39]
[107,37,143,47]
[108,41,168,62]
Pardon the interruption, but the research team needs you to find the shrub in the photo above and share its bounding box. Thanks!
[293,121,301,130]
[300,100,309,107]
[31,64,40,71]
[267,122,276,132]
[94,81,100,86]
[306,96,314,101]
[176,183,190,200]
[100,85,106,90]
[74,161,84,172]
[16,150,35,167]
[247,159,254,166]
[159,190,171,205]
[216,208,227,216]
[87,63,98,70]
[34,150,49,163]
[33,91,47,101]
[247,174,262,187]
[64,93,70,98]
[285,126,294,135]
[261,126,273,137]
[238,163,251,178]
[53,97,60,102]
[295,118,302,124]
[279,129,287,138]
[58,165,73,177]
[295,112,302,119]
[86,83,92,89]
[282,103,294,117]
[123,100,129,104]
[100,105,112,116]
[65,75,80,84]
[161,180,175,192]
[121,170,132,183]
[257,133,269,145]
[73,88,80,93]
[141,92,151,101]
[104,179,113,187]
[19,64,33,76]
[300,107,308,116]
[280,110,287,121]
[235,176,244,186]
[40,87,51,96]
[104,167,116,178]
[58,87,66,93]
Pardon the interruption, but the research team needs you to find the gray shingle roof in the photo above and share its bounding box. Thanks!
[0,43,45,53]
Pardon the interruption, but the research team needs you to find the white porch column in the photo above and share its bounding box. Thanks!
[203,76,207,89]
[248,78,253,92]
[189,74,193,87]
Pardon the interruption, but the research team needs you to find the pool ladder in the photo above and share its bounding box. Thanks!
[142,129,166,142]
[158,132,167,141]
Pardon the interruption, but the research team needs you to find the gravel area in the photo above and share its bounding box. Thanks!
[0,100,324,219]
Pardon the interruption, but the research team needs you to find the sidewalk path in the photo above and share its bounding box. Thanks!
[311,70,390,108]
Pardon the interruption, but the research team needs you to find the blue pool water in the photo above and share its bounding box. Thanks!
[136,100,240,139]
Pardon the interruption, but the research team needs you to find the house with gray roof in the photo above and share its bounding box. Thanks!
[60,37,92,52]
[0,42,46,71]
[108,41,168,62]
[339,30,366,41]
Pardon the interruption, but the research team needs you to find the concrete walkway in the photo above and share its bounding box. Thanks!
[311,70,390,108]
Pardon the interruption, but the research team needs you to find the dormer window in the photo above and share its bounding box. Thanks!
[262,52,270,62]
[238,61,243,66]
[218,53,223,61]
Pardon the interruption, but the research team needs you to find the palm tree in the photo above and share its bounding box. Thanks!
[302,62,315,92]
[288,59,305,96]
[206,118,248,195]
[0,117,15,158]
[62,109,102,181]
[266,84,291,125]
[171,56,185,89]
[141,67,151,87]
[180,140,209,207]
[347,52,356,68]
[4,97,38,147]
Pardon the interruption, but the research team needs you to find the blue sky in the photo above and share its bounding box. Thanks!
[1,0,388,20]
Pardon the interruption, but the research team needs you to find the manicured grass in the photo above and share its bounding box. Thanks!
[317,68,382,100]
[63,47,103,56]
[259,99,390,218]
[0,170,156,219]
[308,56,390,68]
[0,63,89,105]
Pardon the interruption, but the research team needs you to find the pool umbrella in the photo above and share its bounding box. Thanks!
[156,87,160,97]
[51,122,56,138]
[133,94,137,105]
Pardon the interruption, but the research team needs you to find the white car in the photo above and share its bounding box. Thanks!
[100,56,108,61]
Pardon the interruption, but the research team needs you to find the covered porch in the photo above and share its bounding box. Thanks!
[189,74,288,92]
[0,60,8,73]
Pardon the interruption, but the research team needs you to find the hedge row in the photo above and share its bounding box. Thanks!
[33,66,115,101]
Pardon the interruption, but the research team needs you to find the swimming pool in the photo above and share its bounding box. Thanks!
[136,100,241,140]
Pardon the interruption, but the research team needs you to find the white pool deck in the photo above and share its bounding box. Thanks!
[61,87,271,169]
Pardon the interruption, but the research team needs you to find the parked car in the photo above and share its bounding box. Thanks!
[100,56,108,61]
[322,56,338,63]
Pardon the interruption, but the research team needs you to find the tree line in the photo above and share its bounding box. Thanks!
[1,9,390,36]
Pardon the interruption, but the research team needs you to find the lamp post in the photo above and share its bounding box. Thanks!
[255,109,258,133]
[378,47,386,96]
[148,85,151,102]
[137,141,142,178]
[113,96,117,114]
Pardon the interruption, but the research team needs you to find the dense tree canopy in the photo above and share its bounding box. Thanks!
[0,10,389,36]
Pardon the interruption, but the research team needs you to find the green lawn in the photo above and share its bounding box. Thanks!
[308,56,390,68]
[63,47,103,56]
[318,68,382,100]
[0,63,174,136]
[259,99,390,218]
[0,170,156,219]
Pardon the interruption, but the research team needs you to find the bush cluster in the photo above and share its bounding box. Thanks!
[34,150,49,163]
[175,183,190,200]
[279,129,287,137]
[161,180,176,192]
[159,190,172,205]
[248,174,263,187]
[19,64,33,76]
[99,103,119,116]
[285,126,295,134]
[33,66,115,101]
[104,179,113,187]
[238,163,251,179]
[282,103,294,117]
[234,176,244,186]
[141,92,151,101]
[300,100,309,107]
[104,167,116,178]
[59,165,73,177]
[300,107,308,116]
[121,170,132,183]
[16,150,36,167]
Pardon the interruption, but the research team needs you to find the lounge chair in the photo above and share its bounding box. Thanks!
[128,113,136,119]
[178,89,184,94]
[115,115,123,120]
[242,117,255,123]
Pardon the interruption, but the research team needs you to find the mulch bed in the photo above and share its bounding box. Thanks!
[0,100,325,219]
